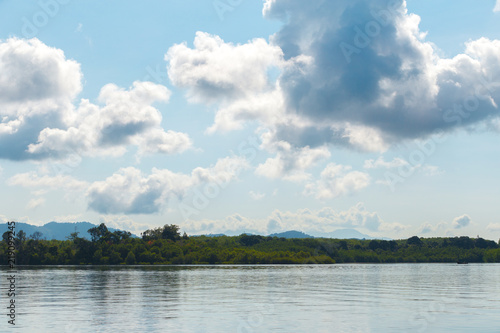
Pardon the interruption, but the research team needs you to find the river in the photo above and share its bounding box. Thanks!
[2,264,500,332]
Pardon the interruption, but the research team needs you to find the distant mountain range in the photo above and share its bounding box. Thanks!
[1,222,138,241]
[323,228,391,240]
[192,233,226,238]
[2,222,389,241]
[269,230,314,239]
[269,229,390,240]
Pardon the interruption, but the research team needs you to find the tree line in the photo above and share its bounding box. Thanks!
[1,223,500,265]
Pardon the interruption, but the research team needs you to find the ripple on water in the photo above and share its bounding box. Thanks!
[2,264,500,332]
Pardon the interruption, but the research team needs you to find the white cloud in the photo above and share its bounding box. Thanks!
[379,222,408,234]
[370,156,442,190]
[99,215,150,236]
[304,163,370,199]
[487,223,500,232]
[53,214,83,222]
[249,191,266,200]
[490,118,500,132]
[7,172,88,191]
[7,171,88,206]
[166,31,283,104]
[364,156,409,169]
[420,165,443,176]
[166,1,500,154]
[0,215,42,226]
[166,32,287,135]
[495,0,500,12]
[259,0,500,150]
[0,38,191,161]
[206,88,285,133]
[0,38,81,105]
[183,203,402,235]
[316,203,384,232]
[191,155,250,184]
[419,222,434,234]
[256,137,331,182]
[135,128,192,156]
[453,214,471,229]
[418,221,448,234]
[340,124,389,152]
[28,81,192,159]
[0,38,82,160]
[27,198,45,210]
[87,167,192,215]
[87,156,249,214]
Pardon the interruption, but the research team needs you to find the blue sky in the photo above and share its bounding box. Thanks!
[0,0,500,240]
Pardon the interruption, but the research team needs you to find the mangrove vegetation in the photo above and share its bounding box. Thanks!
[2,223,500,265]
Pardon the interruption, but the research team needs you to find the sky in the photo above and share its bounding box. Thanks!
[0,0,499,240]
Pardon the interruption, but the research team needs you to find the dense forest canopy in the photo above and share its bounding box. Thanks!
[2,223,500,265]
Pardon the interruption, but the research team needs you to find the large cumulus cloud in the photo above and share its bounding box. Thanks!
[166,31,283,104]
[169,2,500,146]
[0,38,81,103]
[0,38,191,161]
[165,0,500,179]
[0,38,81,160]
[304,163,370,199]
[86,156,249,214]
[7,155,249,215]
[28,81,192,158]
[166,32,285,134]
[264,0,500,146]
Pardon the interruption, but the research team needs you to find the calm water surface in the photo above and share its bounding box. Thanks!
[2,264,500,332]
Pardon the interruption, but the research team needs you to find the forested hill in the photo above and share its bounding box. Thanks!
[2,223,500,265]
[268,231,313,239]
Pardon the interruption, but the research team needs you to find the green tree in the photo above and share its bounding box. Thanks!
[30,231,43,241]
[73,237,94,264]
[2,231,11,243]
[368,240,380,251]
[111,230,132,243]
[16,230,26,243]
[142,224,181,242]
[88,223,111,242]
[141,227,162,241]
[240,234,263,246]
[125,251,136,264]
[93,249,103,264]
[109,251,122,264]
[407,236,423,247]
[161,224,181,241]
[475,238,497,249]
[66,231,80,242]
[450,236,474,249]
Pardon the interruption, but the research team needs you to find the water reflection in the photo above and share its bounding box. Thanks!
[1,264,499,332]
